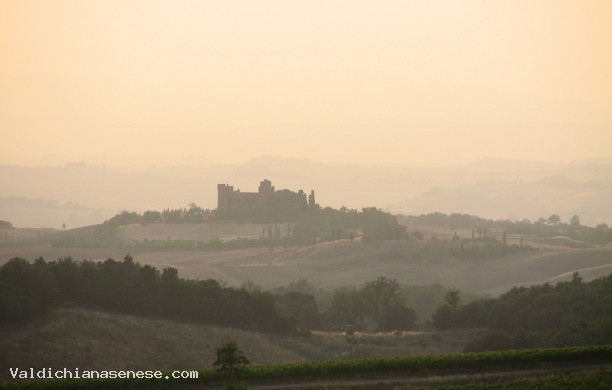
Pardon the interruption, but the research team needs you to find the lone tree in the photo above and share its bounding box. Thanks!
[445,289,461,309]
[360,276,416,331]
[213,341,250,372]
[547,214,561,225]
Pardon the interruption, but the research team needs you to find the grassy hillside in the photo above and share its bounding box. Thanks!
[0,308,484,382]
[0,308,303,381]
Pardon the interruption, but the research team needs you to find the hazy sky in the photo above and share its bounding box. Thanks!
[1,0,611,167]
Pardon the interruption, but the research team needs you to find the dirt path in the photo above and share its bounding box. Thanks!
[237,363,612,389]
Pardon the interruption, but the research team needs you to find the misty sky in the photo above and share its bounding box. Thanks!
[1,0,611,167]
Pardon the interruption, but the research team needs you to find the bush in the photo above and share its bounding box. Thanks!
[213,341,250,372]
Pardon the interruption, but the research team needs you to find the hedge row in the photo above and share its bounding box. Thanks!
[2,345,611,389]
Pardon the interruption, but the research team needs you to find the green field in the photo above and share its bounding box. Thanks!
[2,345,610,389]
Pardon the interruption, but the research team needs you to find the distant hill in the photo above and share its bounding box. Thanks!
[391,176,612,227]
[0,220,12,229]
[0,197,115,229]
[3,228,611,296]
[2,157,611,228]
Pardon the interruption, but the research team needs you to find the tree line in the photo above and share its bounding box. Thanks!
[0,256,289,333]
[70,206,397,248]
[399,212,612,245]
[432,272,612,351]
[0,257,422,334]
[12,253,609,348]
[271,276,418,333]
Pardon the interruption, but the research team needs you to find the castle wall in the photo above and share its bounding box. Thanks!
[217,180,275,212]
[217,180,314,214]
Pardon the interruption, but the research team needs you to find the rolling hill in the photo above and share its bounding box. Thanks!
[1,222,611,296]
[0,307,484,382]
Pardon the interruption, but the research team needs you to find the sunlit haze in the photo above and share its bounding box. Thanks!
[1,0,611,167]
[3,3,612,376]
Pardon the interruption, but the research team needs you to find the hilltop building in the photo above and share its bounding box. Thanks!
[217,179,316,213]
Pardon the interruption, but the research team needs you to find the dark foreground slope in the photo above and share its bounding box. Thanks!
[0,307,487,382]
[0,308,304,382]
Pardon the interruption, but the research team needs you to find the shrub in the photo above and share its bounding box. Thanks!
[213,341,250,372]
